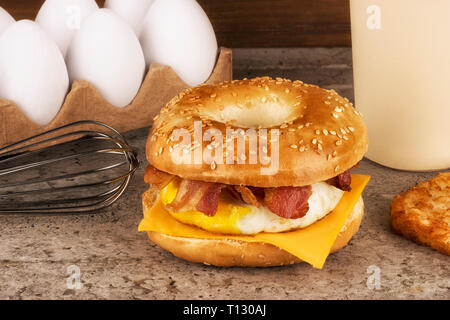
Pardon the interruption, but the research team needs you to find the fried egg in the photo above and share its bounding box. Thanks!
[160,181,344,235]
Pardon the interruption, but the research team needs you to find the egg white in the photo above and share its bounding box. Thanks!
[236,182,344,234]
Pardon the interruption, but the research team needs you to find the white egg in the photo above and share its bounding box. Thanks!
[140,0,218,86]
[105,0,155,36]
[36,0,99,56]
[0,7,14,36]
[66,9,145,108]
[0,20,69,126]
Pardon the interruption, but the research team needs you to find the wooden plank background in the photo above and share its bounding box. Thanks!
[1,0,351,47]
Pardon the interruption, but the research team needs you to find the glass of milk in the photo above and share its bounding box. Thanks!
[350,0,450,171]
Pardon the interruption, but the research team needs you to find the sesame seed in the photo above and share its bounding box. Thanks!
[273,97,279,103]
[324,101,331,105]
[305,122,312,127]
[240,154,247,161]
[285,89,290,93]
[333,150,337,157]
[299,140,304,144]
[265,86,269,91]
[297,125,304,129]
[211,162,217,170]
[299,146,306,152]
[348,126,355,132]
[330,130,337,136]
[169,146,173,153]
[335,165,340,172]
[343,136,349,141]
[290,144,298,149]
[327,154,332,161]
[280,124,288,129]
[288,128,296,132]
[336,140,343,146]
[335,107,343,113]
[332,113,339,119]
[154,152,159,157]
[261,97,267,103]
[318,144,323,151]
[159,147,163,154]
[340,128,347,135]
[315,130,321,135]
[323,129,329,136]
[312,139,318,145]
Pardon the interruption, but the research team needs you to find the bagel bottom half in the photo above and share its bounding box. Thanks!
[142,188,364,267]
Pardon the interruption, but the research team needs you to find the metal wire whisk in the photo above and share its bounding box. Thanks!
[0,120,139,214]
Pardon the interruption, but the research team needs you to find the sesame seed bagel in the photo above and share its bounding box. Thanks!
[147,77,368,187]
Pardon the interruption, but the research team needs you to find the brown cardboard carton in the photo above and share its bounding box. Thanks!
[0,47,232,147]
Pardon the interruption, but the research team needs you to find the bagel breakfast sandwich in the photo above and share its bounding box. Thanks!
[139,77,370,268]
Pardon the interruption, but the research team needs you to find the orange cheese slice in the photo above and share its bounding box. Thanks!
[139,174,370,269]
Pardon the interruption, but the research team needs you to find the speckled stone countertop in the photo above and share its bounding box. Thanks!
[0,48,448,300]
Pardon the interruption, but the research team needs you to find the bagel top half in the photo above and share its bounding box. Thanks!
[147,77,368,187]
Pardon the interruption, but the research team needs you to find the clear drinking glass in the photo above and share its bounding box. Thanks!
[350,0,450,171]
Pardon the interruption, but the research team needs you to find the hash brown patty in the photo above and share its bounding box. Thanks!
[391,173,449,255]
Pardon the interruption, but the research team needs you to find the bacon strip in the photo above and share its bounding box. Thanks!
[167,180,210,212]
[263,186,312,219]
[166,179,225,217]
[196,184,226,216]
[326,170,352,191]
[234,186,262,208]
[225,186,243,201]
[144,165,176,189]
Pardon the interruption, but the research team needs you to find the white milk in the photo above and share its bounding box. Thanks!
[350,0,450,171]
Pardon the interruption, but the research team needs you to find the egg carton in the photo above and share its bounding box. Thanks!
[0,47,232,148]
